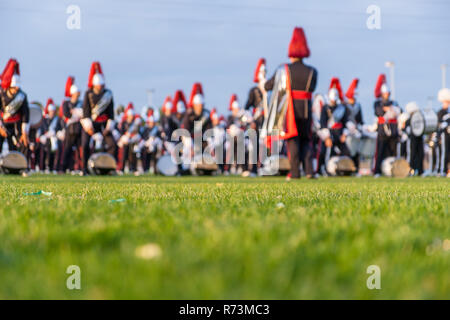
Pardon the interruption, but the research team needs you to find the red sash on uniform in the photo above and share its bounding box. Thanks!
[331,123,343,129]
[95,114,108,123]
[282,64,312,140]
[1,113,21,123]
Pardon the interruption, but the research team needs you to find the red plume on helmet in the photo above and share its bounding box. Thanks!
[1,58,20,89]
[345,78,359,100]
[210,107,219,121]
[162,96,173,114]
[229,94,239,111]
[329,77,344,101]
[87,61,103,89]
[288,27,310,59]
[374,74,387,98]
[65,76,75,97]
[44,98,55,116]
[172,90,187,114]
[253,58,266,83]
[188,82,204,108]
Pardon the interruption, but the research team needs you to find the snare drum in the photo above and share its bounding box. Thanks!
[87,152,117,175]
[156,155,178,176]
[381,157,410,178]
[326,156,356,176]
[410,110,438,137]
[0,151,28,174]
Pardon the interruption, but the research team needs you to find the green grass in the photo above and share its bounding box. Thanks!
[0,175,448,299]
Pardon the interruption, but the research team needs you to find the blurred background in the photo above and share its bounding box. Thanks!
[0,0,448,122]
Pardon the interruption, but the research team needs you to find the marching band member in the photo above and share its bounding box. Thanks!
[183,82,211,135]
[80,61,116,175]
[319,78,351,168]
[437,88,450,176]
[0,58,30,155]
[402,102,424,175]
[117,105,141,174]
[171,90,187,130]
[61,76,83,173]
[245,57,266,124]
[160,96,177,142]
[227,94,244,175]
[373,74,401,176]
[264,27,318,179]
[38,99,63,173]
[345,78,363,171]
[207,108,226,173]
[140,114,162,174]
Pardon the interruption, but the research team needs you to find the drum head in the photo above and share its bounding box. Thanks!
[156,155,178,176]
[391,159,410,178]
[88,152,117,175]
[0,151,28,174]
[29,103,43,129]
[336,156,356,176]
[410,111,425,137]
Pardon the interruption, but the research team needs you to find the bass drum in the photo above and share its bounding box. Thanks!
[410,110,438,137]
[262,155,290,176]
[381,157,410,178]
[326,156,356,176]
[87,152,117,175]
[156,154,178,176]
[0,151,28,174]
[29,103,43,129]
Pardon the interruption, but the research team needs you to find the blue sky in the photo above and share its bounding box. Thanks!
[0,0,448,122]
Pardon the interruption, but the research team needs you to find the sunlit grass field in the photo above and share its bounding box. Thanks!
[0,175,448,299]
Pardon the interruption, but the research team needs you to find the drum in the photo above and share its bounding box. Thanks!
[326,156,356,176]
[0,151,28,174]
[410,110,438,137]
[262,155,290,176]
[193,161,218,176]
[29,103,43,129]
[87,152,117,175]
[156,155,178,176]
[381,157,410,178]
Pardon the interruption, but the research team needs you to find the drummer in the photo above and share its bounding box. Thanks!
[319,78,351,166]
[345,78,363,172]
[80,61,116,175]
[38,99,63,173]
[437,88,450,176]
[373,74,401,176]
[61,76,83,173]
[0,58,30,155]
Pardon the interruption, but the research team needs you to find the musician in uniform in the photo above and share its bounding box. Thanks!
[264,27,317,179]
[373,74,401,176]
[38,99,63,173]
[344,78,363,171]
[171,90,187,132]
[61,76,83,173]
[118,106,140,174]
[437,88,450,176]
[0,58,29,155]
[319,78,351,166]
[140,114,162,174]
[226,94,245,175]
[183,82,211,135]
[80,62,116,175]
[159,96,177,142]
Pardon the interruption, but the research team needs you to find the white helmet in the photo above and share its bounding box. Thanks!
[10,74,20,88]
[92,73,105,86]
